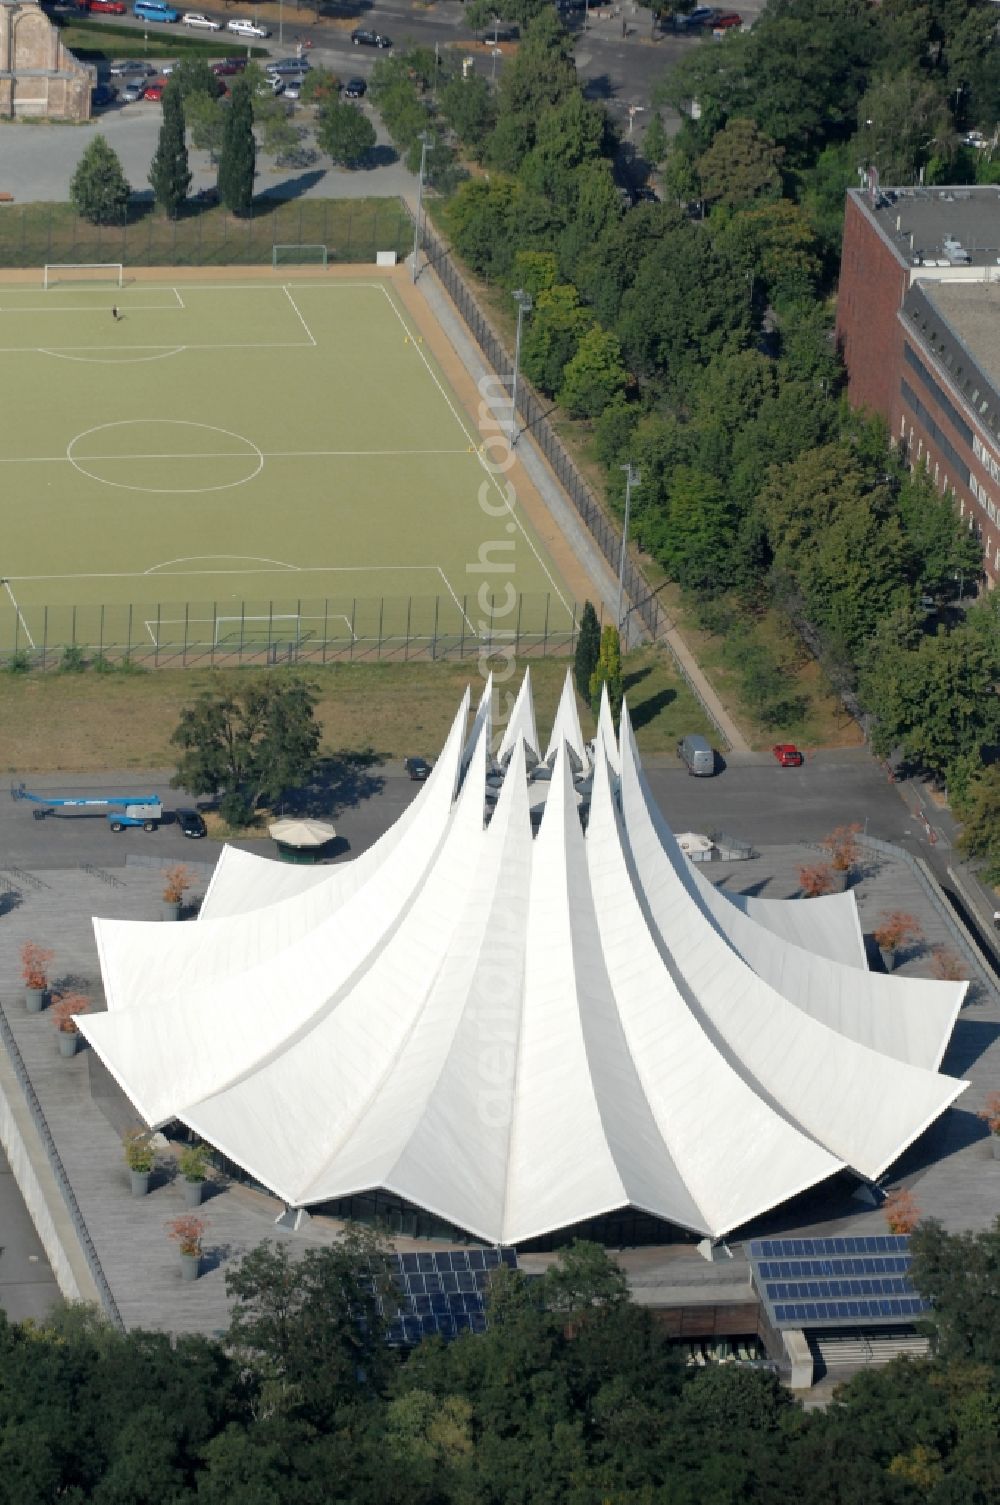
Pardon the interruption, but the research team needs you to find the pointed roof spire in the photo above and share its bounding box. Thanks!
[544,669,589,774]
[497,667,539,769]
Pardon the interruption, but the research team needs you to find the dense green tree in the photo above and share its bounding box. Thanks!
[169,56,219,101]
[649,466,741,594]
[520,283,591,395]
[558,326,628,417]
[317,100,377,167]
[186,89,226,163]
[225,1229,395,1421]
[574,600,601,699]
[896,470,983,599]
[696,116,784,209]
[148,82,190,218]
[860,619,1000,778]
[955,764,1000,882]
[69,136,130,225]
[217,76,255,215]
[170,677,321,822]
[643,110,668,167]
[439,71,495,151]
[910,1218,1000,1363]
[856,70,952,185]
[299,67,341,106]
[590,624,624,720]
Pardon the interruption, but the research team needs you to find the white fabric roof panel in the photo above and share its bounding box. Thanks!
[80,674,968,1244]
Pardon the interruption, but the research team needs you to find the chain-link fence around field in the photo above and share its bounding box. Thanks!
[0,199,411,270]
[417,219,664,648]
[0,593,587,669]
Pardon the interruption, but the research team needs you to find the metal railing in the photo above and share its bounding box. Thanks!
[0,1003,125,1331]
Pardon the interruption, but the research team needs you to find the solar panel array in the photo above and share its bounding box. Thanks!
[378,1248,517,1346]
[747,1235,929,1329]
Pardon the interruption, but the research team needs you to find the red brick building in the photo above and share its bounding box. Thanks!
[836,184,1000,586]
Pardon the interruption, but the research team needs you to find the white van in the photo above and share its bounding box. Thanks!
[226,16,269,36]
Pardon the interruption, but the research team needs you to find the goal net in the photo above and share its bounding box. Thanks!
[272,244,328,269]
[43,263,124,290]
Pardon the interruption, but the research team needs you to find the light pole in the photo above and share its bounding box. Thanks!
[955,569,965,605]
[278,0,283,47]
[617,462,641,638]
[628,104,644,138]
[491,45,502,84]
[510,288,532,446]
[411,132,432,284]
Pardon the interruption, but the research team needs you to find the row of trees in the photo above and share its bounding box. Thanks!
[70,66,377,224]
[5,1221,1000,1502]
[386,0,998,792]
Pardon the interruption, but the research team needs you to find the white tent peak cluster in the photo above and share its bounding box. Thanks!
[82,671,968,1245]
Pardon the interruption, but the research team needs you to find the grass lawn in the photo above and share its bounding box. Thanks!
[55,16,263,60]
[660,585,863,752]
[0,646,712,772]
[0,275,572,657]
[0,200,410,268]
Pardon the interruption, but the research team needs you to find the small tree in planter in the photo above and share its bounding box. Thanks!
[162,864,193,922]
[167,1214,206,1280]
[931,945,966,981]
[50,993,89,1059]
[178,1140,211,1207]
[883,1187,921,1234]
[20,942,54,1012]
[820,824,862,890]
[872,911,923,973]
[798,862,834,898]
[124,1128,155,1198]
[978,1092,1000,1160]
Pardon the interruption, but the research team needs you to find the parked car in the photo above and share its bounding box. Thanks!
[181,9,220,25]
[771,743,804,768]
[174,807,207,838]
[713,10,742,28]
[405,757,432,782]
[120,80,146,101]
[211,57,243,74]
[351,26,391,46]
[91,82,117,107]
[142,79,167,99]
[281,76,307,99]
[343,76,366,97]
[87,0,128,14]
[673,5,718,26]
[109,58,155,75]
[226,15,268,35]
[677,733,715,777]
[266,55,311,74]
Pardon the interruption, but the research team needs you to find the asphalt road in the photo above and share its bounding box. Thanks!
[0,749,938,874]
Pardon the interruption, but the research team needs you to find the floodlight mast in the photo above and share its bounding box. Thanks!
[510,288,533,446]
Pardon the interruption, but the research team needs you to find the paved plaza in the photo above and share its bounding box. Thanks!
[0,830,995,1334]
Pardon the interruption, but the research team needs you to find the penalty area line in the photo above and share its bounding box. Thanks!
[2,578,35,649]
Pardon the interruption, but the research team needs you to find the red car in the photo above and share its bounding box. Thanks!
[142,80,166,100]
[772,743,804,768]
[85,0,127,11]
[714,11,742,27]
[211,57,247,75]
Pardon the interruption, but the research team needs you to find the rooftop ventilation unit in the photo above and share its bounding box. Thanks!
[942,238,972,264]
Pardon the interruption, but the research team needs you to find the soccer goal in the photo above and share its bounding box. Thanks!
[272,244,328,270]
[214,614,308,648]
[43,263,124,290]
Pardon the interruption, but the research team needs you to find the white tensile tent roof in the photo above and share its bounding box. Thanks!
[81,672,968,1245]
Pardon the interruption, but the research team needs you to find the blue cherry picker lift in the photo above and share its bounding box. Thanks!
[11,783,163,832]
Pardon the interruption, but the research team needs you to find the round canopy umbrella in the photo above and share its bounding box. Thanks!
[268,817,337,848]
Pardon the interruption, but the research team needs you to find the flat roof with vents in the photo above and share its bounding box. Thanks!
[855,185,1000,269]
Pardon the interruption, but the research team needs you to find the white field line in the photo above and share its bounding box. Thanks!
[436,567,477,635]
[8,563,447,583]
[375,283,571,616]
[2,579,35,648]
[282,285,317,346]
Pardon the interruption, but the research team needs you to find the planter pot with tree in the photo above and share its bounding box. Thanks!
[821,823,862,893]
[20,942,54,1013]
[161,864,193,922]
[883,1187,920,1234]
[167,1214,206,1281]
[124,1128,155,1197]
[978,1093,1000,1159]
[51,992,89,1059]
[872,911,923,973]
[178,1140,211,1207]
[797,862,834,899]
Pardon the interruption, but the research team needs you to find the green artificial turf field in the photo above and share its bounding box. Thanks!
[0,274,576,660]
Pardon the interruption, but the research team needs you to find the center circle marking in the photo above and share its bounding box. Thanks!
[66,419,263,494]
